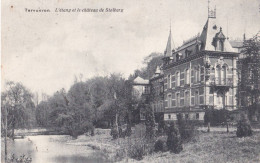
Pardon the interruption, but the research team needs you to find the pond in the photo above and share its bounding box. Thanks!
[2,135,110,163]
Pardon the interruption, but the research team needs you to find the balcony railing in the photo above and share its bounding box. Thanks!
[210,78,233,86]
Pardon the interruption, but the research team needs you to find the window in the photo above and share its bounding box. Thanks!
[194,69,198,83]
[196,113,199,120]
[219,41,224,51]
[185,69,190,84]
[195,91,199,105]
[168,114,171,120]
[216,65,221,84]
[168,94,172,107]
[197,66,200,82]
[176,72,180,86]
[167,75,171,89]
[222,66,227,84]
[176,93,180,107]
[185,91,189,106]
[215,65,227,85]
[144,86,149,94]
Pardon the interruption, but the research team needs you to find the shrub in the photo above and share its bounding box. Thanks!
[125,124,132,137]
[204,109,230,126]
[177,114,195,141]
[110,127,119,139]
[145,104,156,140]
[236,114,253,138]
[128,143,146,160]
[154,138,167,152]
[9,154,32,163]
[127,138,154,160]
[166,122,183,154]
[158,117,165,135]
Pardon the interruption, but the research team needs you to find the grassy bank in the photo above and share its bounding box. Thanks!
[138,131,260,163]
[74,126,260,163]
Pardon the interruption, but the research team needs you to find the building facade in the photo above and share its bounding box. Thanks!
[150,66,164,121]
[160,16,239,121]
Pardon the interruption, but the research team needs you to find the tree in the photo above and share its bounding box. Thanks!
[145,104,156,140]
[1,81,35,139]
[166,122,183,154]
[236,113,253,137]
[238,35,260,118]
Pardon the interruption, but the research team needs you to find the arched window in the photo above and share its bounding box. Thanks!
[222,66,227,84]
[216,65,221,84]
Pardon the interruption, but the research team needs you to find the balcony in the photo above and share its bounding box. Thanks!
[210,78,233,87]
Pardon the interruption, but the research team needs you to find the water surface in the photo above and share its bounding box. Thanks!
[2,135,109,163]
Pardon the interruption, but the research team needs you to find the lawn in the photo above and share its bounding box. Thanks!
[139,130,260,163]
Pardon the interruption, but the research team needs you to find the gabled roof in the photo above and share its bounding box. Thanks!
[133,76,149,85]
[199,18,235,52]
[164,29,175,57]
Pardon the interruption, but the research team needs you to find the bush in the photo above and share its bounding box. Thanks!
[145,104,156,140]
[154,138,167,152]
[8,154,32,163]
[127,139,153,160]
[166,122,183,154]
[158,118,165,135]
[110,127,119,139]
[236,114,253,138]
[177,114,195,141]
[128,143,146,160]
[204,109,230,126]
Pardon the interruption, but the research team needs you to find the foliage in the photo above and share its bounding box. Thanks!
[1,81,36,138]
[154,138,167,152]
[34,73,134,137]
[166,122,183,154]
[238,36,260,108]
[177,114,195,141]
[204,109,231,126]
[127,138,154,160]
[145,104,156,140]
[128,52,163,80]
[110,127,119,139]
[247,103,260,121]
[157,115,165,135]
[8,154,32,163]
[236,114,253,138]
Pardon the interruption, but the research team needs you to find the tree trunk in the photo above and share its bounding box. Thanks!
[226,122,229,133]
[207,122,210,132]
[5,107,8,163]
[12,123,15,140]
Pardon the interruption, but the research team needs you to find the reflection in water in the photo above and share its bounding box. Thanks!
[4,135,109,163]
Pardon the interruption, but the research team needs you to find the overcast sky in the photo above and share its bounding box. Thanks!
[2,0,260,96]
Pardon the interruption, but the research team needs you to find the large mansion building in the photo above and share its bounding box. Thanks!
[132,13,241,122]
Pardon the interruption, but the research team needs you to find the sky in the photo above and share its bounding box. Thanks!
[2,0,260,97]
